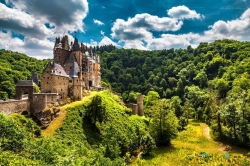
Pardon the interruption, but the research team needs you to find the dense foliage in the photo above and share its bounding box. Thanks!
[1,40,250,164]
[0,90,179,165]
[0,49,49,99]
[100,40,250,148]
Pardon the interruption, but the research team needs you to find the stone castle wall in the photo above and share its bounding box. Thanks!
[54,49,70,65]
[125,95,144,116]
[0,99,30,115]
[32,93,59,114]
[126,103,138,115]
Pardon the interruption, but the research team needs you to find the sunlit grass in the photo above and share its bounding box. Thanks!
[62,91,98,110]
[133,119,250,166]
[41,108,66,136]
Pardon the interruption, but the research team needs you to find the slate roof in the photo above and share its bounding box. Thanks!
[69,61,80,78]
[16,80,34,87]
[64,53,77,66]
[51,62,68,77]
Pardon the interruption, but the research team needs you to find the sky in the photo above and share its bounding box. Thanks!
[0,0,250,59]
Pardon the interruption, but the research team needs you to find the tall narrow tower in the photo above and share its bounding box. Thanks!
[137,94,143,116]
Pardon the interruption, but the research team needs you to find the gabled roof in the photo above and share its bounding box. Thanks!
[51,62,68,77]
[16,80,34,87]
[69,61,80,78]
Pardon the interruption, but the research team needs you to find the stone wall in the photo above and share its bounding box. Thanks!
[72,77,83,100]
[125,103,138,115]
[0,99,30,115]
[54,48,70,65]
[32,93,59,114]
[125,95,144,116]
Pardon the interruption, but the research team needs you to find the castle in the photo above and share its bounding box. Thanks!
[0,35,101,127]
[0,35,143,127]
[41,35,101,101]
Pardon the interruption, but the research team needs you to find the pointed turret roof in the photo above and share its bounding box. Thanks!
[69,61,80,78]
[72,38,80,51]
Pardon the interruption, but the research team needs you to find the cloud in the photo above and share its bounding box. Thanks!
[0,0,88,59]
[0,30,54,59]
[167,5,204,20]
[147,33,200,50]
[89,36,116,47]
[111,13,183,41]
[201,8,250,41]
[0,3,53,39]
[93,19,104,25]
[99,36,117,46]
[6,0,89,33]
[110,6,205,49]
[100,31,105,36]
[113,8,250,51]
[123,40,147,50]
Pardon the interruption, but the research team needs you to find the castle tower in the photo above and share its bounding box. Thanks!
[137,94,143,116]
[69,61,82,100]
[61,35,69,50]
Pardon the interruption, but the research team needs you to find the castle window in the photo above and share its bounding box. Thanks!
[47,82,49,84]
[69,80,72,83]
[61,89,63,91]
[58,77,59,79]
[47,77,49,79]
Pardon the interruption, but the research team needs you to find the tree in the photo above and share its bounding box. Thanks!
[170,96,183,118]
[86,95,106,124]
[149,99,179,146]
[144,91,160,107]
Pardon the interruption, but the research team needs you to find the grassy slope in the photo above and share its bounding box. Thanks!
[133,120,250,166]
[41,91,97,136]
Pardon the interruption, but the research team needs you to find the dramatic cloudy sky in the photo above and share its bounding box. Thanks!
[0,0,250,59]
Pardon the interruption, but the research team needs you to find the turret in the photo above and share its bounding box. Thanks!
[61,35,69,50]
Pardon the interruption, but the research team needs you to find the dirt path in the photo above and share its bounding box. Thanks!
[200,123,249,154]
[200,123,211,140]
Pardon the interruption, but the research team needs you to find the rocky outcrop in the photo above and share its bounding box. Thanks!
[33,104,61,129]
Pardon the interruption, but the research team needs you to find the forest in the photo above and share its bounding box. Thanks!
[0,50,49,99]
[0,39,250,165]
[100,40,250,148]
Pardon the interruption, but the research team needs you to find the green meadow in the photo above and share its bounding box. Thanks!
[133,120,250,166]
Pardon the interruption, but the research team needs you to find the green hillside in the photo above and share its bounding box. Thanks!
[0,90,164,165]
[0,49,49,99]
[1,40,250,165]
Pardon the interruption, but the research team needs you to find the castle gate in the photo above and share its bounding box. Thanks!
[15,80,34,101]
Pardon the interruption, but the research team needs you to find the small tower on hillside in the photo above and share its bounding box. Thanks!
[137,94,143,116]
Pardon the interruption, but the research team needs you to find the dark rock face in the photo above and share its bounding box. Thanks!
[33,105,60,129]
